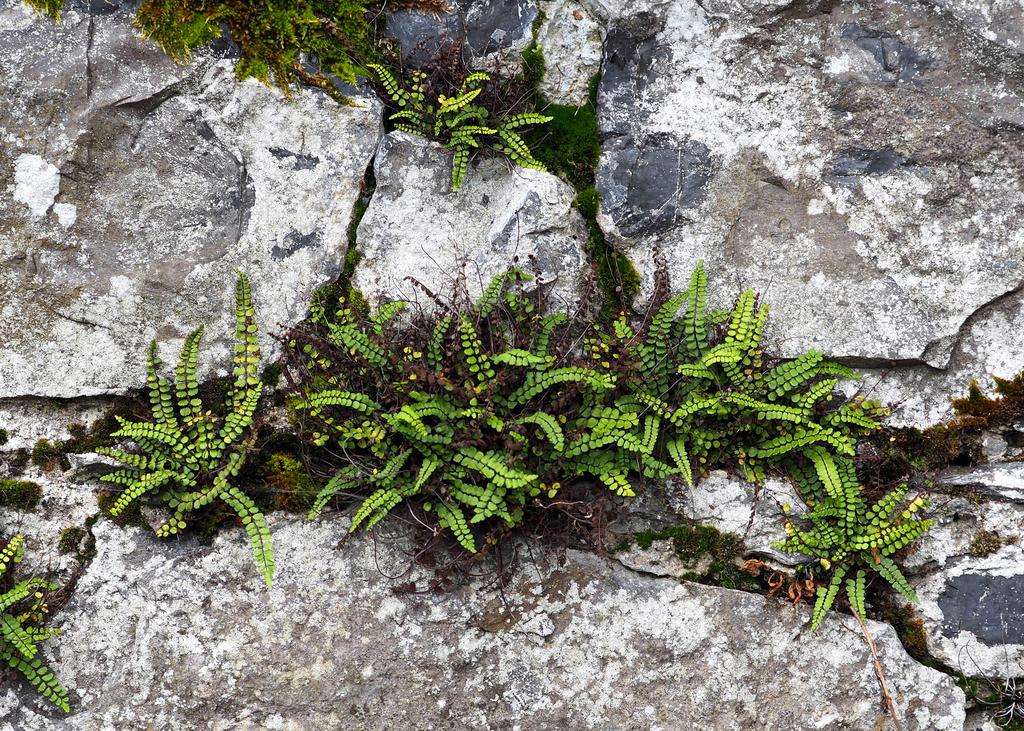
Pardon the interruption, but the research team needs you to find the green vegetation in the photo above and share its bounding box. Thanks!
[0,480,43,511]
[97,272,274,587]
[27,0,373,102]
[288,259,931,628]
[0,535,70,712]
[776,452,932,629]
[22,0,62,19]
[292,269,619,552]
[262,452,318,513]
[969,529,1003,557]
[57,527,86,556]
[630,524,758,590]
[30,439,68,472]
[369,66,552,191]
[599,262,886,486]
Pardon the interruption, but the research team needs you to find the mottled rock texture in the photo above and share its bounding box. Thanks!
[594,0,1024,426]
[0,515,966,731]
[354,132,589,311]
[668,470,805,567]
[535,0,605,105]
[0,1,382,398]
[907,464,1024,678]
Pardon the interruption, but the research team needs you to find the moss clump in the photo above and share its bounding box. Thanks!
[0,479,43,510]
[632,524,758,590]
[0,429,9,446]
[969,529,1003,557]
[864,371,1024,491]
[136,0,373,98]
[576,187,641,321]
[952,373,1024,421]
[529,103,600,191]
[22,0,63,19]
[879,602,930,661]
[58,527,86,555]
[262,452,318,512]
[31,438,69,472]
[31,0,374,103]
[522,42,545,93]
[97,489,147,529]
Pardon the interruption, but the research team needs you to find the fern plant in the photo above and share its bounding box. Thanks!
[369,65,552,191]
[97,272,274,587]
[775,449,933,629]
[0,535,70,713]
[594,261,887,487]
[291,270,625,552]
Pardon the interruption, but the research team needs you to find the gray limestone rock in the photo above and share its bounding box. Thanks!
[0,515,966,730]
[908,464,1024,678]
[0,1,383,398]
[353,132,589,312]
[593,0,1024,428]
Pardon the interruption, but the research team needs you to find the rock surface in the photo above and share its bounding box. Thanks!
[0,513,966,730]
[906,464,1024,678]
[461,0,539,74]
[354,132,589,311]
[594,0,1024,425]
[668,471,806,567]
[535,0,605,105]
[0,1,382,398]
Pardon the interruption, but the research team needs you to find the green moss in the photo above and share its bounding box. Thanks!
[0,479,43,510]
[260,362,284,389]
[520,69,638,321]
[0,429,8,447]
[522,42,545,92]
[632,523,758,590]
[97,490,147,529]
[31,438,69,472]
[880,601,929,661]
[135,0,373,99]
[58,527,86,555]
[969,529,1003,557]
[529,104,600,190]
[22,0,63,19]
[576,187,641,321]
[262,452,318,512]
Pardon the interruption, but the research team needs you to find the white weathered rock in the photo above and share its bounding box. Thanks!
[669,470,806,567]
[930,0,1024,54]
[354,132,589,311]
[0,1,383,398]
[0,467,98,582]
[594,0,1024,426]
[535,0,605,105]
[0,515,966,730]
[852,287,1024,428]
[907,464,1024,679]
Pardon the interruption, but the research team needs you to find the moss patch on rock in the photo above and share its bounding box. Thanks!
[629,524,759,591]
[0,479,43,510]
[969,529,1004,557]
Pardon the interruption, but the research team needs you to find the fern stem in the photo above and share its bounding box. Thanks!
[853,609,906,731]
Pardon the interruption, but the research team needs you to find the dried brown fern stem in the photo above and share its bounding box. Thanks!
[854,609,906,731]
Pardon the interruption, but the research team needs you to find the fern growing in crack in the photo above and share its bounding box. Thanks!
[0,535,70,713]
[98,272,274,587]
[368,65,551,191]
[595,260,887,487]
[774,449,933,629]
[290,270,621,552]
